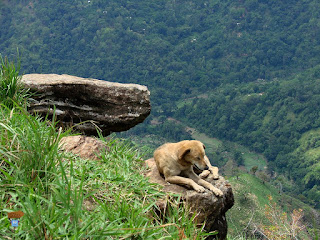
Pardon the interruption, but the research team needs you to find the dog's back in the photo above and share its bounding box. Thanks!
[154,142,177,175]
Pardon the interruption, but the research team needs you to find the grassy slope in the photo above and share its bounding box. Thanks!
[227,173,278,238]
[0,106,210,239]
[227,173,317,239]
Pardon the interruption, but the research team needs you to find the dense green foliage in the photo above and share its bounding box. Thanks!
[1,1,320,206]
[2,0,320,104]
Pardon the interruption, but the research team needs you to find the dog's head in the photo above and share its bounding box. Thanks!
[178,140,208,170]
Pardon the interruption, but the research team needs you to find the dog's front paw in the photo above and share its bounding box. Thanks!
[194,185,206,193]
[199,170,210,179]
[208,185,223,197]
[212,188,223,197]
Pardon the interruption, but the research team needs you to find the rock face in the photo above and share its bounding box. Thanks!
[145,158,234,240]
[22,74,151,135]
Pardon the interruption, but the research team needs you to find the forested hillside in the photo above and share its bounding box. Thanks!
[1,0,320,206]
[2,0,320,104]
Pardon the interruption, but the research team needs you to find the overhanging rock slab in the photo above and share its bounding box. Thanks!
[22,74,151,135]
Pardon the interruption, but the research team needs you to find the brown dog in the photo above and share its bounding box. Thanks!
[154,140,223,197]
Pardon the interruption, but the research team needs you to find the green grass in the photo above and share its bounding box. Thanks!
[0,54,29,108]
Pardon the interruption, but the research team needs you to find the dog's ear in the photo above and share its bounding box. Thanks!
[178,148,191,160]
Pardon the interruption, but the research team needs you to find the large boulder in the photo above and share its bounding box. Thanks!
[21,74,151,135]
[145,158,234,240]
